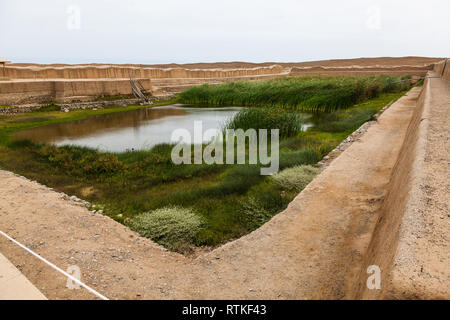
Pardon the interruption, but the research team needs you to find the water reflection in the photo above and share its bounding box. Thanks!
[15,105,242,152]
[16,105,315,152]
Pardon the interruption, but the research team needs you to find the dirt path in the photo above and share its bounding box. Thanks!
[0,88,422,299]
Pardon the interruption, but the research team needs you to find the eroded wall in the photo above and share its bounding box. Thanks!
[0,79,152,105]
[352,77,428,299]
[288,65,433,77]
[0,64,288,105]
[433,59,450,81]
[2,65,286,80]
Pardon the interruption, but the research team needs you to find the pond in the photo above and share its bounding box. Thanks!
[15,105,313,152]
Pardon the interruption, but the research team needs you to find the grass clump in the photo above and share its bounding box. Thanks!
[272,165,322,191]
[240,197,273,230]
[129,206,203,251]
[225,107,305,139]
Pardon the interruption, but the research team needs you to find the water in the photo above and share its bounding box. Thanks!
[15,105,314,152]
[15,105,241,152]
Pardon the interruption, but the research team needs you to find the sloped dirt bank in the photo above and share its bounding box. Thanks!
[353,73,449,299]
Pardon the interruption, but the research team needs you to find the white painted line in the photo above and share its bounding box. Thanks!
[0,229,109,300]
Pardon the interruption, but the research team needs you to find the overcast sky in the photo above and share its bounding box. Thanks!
[0,0,448,64]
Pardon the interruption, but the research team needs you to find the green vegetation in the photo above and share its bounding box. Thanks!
[129,207,203,251]
[240,181,291,231]
[0,77,411,253]
[225,107,306,138]
[179,76,411,112]
[272,165,322,191]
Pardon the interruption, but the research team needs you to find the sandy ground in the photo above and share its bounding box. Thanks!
[0,87,425,300]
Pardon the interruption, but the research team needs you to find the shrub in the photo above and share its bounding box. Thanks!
[240,181,290,230]
[129,206,203,251]
[271,165,322,191]
[240,197,273,230]
[37,145,125,175]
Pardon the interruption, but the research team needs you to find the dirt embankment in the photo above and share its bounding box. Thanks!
[353,66,449,299]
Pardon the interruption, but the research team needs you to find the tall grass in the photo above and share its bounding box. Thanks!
[225,107,306,139]
[179,76,411,112]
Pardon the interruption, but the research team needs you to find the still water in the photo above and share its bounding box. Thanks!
[15,105,313,152]
[16,105,242,152]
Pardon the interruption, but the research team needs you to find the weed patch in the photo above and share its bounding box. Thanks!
[129,207,203,252]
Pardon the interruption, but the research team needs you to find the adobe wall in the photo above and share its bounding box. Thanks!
[0,81,56,105]
[288,65,433,77]
[433,59,450,81]
[2,65,286,80]
[3,64,433,81]
[0,79,152,105]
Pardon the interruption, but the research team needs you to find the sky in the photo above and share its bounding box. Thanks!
[0,0,449,64]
